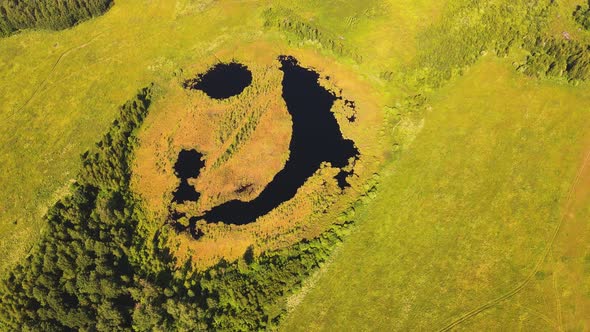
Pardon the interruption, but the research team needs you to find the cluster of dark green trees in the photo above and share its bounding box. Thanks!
[0,85,357,330]
[516,2,590,82]
[519,37,590,82]
[0,0,113,37]
[414,0,553,87]
[263,7,363,63]
[573,1,590,30]
[0,87,153,330]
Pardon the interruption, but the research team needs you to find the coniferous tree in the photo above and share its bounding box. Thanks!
[0,0,113,37]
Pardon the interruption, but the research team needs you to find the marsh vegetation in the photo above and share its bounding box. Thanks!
[198,56,358,225]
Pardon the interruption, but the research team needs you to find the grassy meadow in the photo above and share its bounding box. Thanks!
[282,56,590,330]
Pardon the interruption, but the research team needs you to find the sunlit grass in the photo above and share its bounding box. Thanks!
[281,56,590,330]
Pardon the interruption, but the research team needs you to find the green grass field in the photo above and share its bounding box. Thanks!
[282,56,590,330]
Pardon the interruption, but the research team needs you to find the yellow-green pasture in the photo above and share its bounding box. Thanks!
[282,57,590,330]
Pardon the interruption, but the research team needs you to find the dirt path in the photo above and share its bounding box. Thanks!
[438,142,590,331]
[6,31,107,121]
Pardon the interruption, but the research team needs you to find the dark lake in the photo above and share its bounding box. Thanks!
[171,56,358,227]
[172,149,205,203]
[184,62,252,99]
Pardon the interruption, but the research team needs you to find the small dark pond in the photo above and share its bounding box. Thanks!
[172,149,205,203]
[184,62,253,99]
[171,56,359,227]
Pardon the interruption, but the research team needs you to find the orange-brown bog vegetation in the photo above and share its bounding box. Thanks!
[132,42,385,269]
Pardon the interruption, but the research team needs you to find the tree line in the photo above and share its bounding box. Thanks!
[0,0,113,37]
[516,2,590,82]
[263,6,363,64]
[519,37,590,82]
[574,1,590,30]
[412,0,553,88]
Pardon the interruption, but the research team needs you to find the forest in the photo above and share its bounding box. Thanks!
[0,0,113,37]
[574,1,590,30]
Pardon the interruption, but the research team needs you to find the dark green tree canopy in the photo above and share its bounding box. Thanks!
[0,0,113,37]
[574,1,590,30]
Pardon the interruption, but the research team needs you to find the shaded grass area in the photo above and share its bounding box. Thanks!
[281,57,590,330]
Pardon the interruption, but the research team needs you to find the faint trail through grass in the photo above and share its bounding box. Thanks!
[438,146,590,331]
[6,31,107,121]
